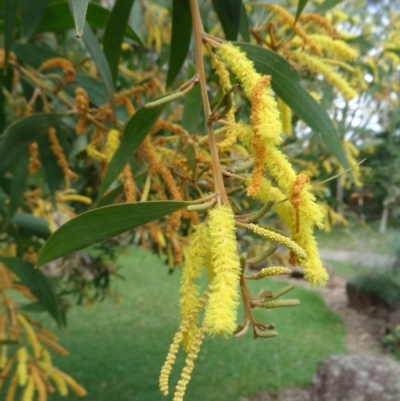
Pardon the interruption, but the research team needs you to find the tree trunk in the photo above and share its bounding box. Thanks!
[379,202,389,234]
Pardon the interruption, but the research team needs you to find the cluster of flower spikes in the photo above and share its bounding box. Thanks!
[159,196,307,401]
[216,42,328,286]
[0,259,87,401]
[261,4,360,102]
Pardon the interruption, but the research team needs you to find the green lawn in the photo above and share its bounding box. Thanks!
[315,226,399,255]
[40,248,345,401]
[325,259,372,280]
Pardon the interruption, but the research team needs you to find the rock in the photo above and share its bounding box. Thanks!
[309,354,400,401]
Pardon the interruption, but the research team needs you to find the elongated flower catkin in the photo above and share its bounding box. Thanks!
[288,176,328,285]
[180,224,207,350]
[292,52,358,100]
[248,223,307,261]
[204,206,240,335]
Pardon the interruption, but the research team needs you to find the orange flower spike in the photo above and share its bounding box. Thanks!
[47,128,77,188]
[28,143,41,174]
[38,58,75,85]
[75,88,89,135]
[290,174,310,233]
[123,164,136,203]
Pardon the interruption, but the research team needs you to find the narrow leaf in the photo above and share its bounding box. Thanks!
[103,0,136,84]
[0,113,63,177]
[97,185,125,208]
[315,0,345,12]
[185,144,196,172]
[38,1,144,46]
[12,43,60,69]
[96,103,166,201]
[38,130,64,197]
[2,151,29,228]
[182,65,202,132]
[239,2,250,42]
[166,0,192,87]
[20,0,48,40]
[12,213,51,239]
[295,0,309,23]
[236,43,349,168]
[71,0,90,37]
[212,0,241,41]
[82,22,115,112]
[0,84,6,132]
[20,302,47,313]
[66,72,107,107]
[36,201,188,267]
[0,257,65,327]
[4,0,17,70]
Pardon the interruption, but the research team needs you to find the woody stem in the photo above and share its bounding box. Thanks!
[189,0,228,205]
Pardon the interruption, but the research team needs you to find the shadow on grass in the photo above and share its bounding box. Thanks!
[43,248,345,401]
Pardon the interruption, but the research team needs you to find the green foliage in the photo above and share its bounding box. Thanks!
[37,201,188,267]
[349,271,400,308]
[166,0,192,87]
[0,256,65,327]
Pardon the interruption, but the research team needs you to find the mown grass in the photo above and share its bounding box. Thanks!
[41,248,345,401]
[315,226,398,255]
[326,260,372,280]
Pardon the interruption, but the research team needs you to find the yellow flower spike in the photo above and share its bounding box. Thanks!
[59,194,92,205]
[204,229,216,284]
[264,147,297,193]
[172,326,206,401]
[292,52,358,101]
[218,43,261,99]
[159,331,183,395]
[180,224,207,350]
[86,143,107,162]
[22,375,35,401]
[50,371,68,396]
[246,266,292,280]
[262,299,300,309]
[160,293,208,396]
[248,223,307,261]
[247,76,271,196]
[278,98,292,136]
[5,373,18,401]
[254,178,295,228]
[309,34,359,61]
[298,13,340,38]
[17,347,29,386]
[56,371,87,397]
[204,206,241,336]
[106,129,120,163]
[286,176,328,285]
[17,315,41,359]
